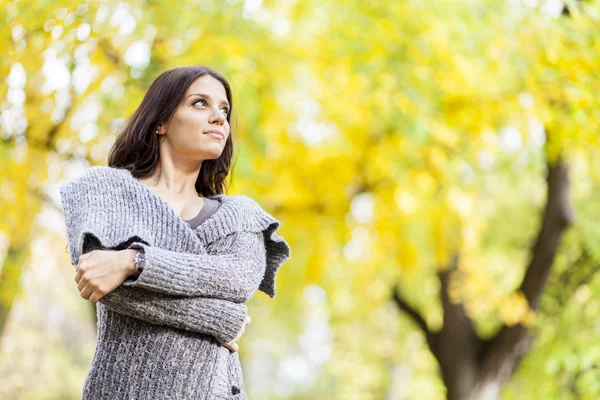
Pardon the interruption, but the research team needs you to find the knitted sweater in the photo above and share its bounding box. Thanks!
[125,197,219,282]
[59,166,291,399]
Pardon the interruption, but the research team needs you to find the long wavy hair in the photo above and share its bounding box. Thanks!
[107,66,236,197]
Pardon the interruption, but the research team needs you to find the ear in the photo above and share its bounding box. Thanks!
[156,124,168,136]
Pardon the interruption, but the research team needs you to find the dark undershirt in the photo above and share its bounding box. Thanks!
[182,197,219,229]
[126,197,220,282]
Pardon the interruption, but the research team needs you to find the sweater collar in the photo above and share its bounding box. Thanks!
[122,168,227,226]
[119,167,268,244]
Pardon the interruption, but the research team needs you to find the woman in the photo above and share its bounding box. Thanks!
[59,66,291,399]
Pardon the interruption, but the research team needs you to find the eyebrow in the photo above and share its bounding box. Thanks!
[187,93,230,108]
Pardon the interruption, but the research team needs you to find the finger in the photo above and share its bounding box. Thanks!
[79,284,94,300]
[88,291,104,304]
[246,316,251,325]
[224,342,237,353]
[77,276,89,292]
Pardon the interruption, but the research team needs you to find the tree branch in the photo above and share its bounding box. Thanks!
[479,156,573,383]
[519,157,574,310]
[391,284,431,338]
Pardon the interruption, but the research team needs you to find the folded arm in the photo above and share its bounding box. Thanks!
[122,231,267,303]
[99,285,247,344]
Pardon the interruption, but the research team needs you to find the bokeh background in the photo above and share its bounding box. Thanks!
[1,0,600,399]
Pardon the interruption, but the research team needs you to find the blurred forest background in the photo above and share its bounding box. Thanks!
[1,0,600,399]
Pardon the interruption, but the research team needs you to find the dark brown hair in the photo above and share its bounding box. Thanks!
[107,66,236,197]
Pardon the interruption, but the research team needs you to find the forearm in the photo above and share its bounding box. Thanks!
[99,286,247,344]
[121,231,267,303]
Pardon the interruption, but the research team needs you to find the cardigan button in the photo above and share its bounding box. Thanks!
[231,385,240,395]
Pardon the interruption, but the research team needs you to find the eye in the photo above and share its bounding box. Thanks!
[193,99,207,107]
[193,99,229,116]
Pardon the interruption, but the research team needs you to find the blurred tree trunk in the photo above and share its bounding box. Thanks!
[0,243,29,337]
[393,155,574,400]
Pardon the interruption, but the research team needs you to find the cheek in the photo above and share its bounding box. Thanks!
[181,110,204,126]
[170,115,203,137]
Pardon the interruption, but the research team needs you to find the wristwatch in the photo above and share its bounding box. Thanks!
[133,250,143,274]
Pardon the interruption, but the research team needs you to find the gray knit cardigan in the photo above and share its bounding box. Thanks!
[59,166,291,399]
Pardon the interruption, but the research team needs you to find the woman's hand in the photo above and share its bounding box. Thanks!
[224,315,251,352]
[74,249,138,303]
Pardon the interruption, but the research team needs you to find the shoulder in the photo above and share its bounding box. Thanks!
[59,167,131,218]
[60,167,130,205]
[60,166,126,189]
[70,165,122,179]
[86,166,130,182]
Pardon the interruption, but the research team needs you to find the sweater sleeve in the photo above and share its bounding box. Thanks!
[121,231,267,303]
[99,285,247,344]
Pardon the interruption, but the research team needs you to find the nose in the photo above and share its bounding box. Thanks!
[209,108,226,124]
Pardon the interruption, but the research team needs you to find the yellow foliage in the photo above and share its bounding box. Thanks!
[395,238,419,271]
[499,292,534,327]
[3,0,600,397]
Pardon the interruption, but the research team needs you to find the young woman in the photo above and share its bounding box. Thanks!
[60,66,290,399]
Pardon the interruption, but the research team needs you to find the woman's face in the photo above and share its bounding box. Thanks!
[158,74,230,161]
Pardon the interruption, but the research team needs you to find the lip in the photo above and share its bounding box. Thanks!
[203,130,225,140]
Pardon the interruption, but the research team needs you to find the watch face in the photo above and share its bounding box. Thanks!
[134,252,141,269]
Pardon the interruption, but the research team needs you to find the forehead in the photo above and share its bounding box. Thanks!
[186,75,228,102]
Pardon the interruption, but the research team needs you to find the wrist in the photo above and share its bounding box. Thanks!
[123,249,140,275]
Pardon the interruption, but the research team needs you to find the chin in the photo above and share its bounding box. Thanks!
[202,151,223,160]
